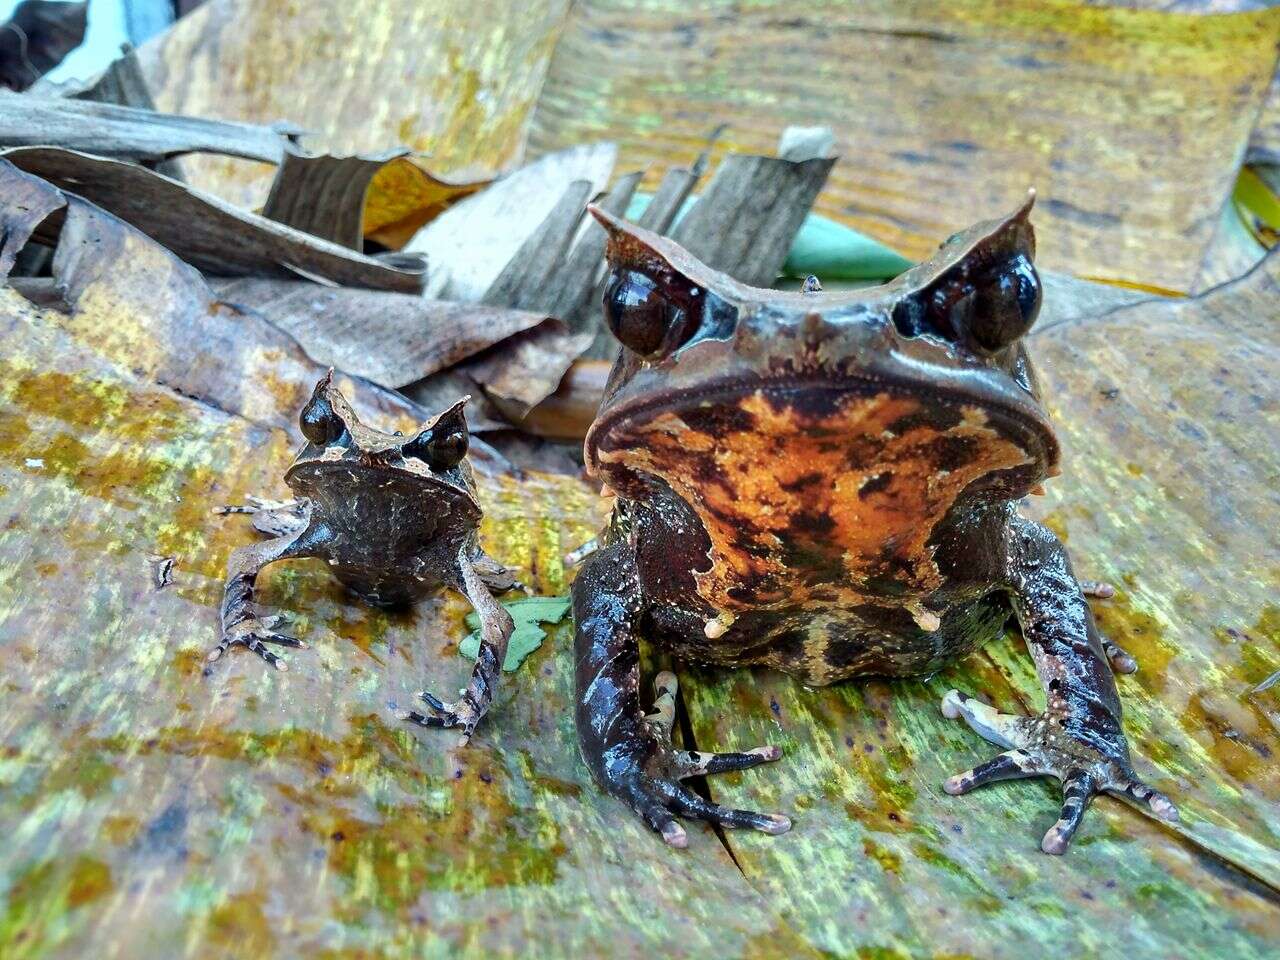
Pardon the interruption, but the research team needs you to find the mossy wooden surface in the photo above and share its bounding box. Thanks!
[2,180,1278,957]
[527,0,1280,291]
[680,254,1280,957]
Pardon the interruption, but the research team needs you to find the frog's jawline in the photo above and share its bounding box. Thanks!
[285,459,481,518]
[588,370,1057,473]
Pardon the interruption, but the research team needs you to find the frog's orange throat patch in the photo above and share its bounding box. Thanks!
[594,390,1032,610]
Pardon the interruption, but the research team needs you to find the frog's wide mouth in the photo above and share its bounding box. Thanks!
[586,369,1059,488]
[285,458,481,515]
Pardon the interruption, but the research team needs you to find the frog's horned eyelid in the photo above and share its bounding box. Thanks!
[421,396,470,433]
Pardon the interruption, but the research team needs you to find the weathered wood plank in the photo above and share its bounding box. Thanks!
[680,253,1280,958]
[528,0,1280,290]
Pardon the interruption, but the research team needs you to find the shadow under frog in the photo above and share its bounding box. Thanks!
[210,371,515,740]
[571,195,1179,854]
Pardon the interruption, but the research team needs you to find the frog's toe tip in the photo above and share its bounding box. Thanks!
[940,689,965,720]
[1113,654,1138,674]
[756,745,783,761]
[1040,822,1076,855]
[273,660,288,672]
[1040,833,1069,856]
[942,775,967,796]
[393,709,414,721]
[760,814,791,835]
[1152,796,1179,822]
[661,822,688,848]
[206,649,222,663]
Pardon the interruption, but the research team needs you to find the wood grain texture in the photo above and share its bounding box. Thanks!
[679,252,1280,958]
[528,0,1280,290]
[135,0,575,209]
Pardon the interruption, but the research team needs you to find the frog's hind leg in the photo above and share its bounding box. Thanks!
[400,551,515,744]
[572,543,789,848]
[209,502,319,672]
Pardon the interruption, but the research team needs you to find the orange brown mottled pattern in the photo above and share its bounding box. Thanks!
[597,390,1031,611]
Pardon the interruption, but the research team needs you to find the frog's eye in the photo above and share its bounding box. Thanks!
[603,269,696,359]
[299,388,348,446]
[967,254,1041,351]
[403,408,469,469]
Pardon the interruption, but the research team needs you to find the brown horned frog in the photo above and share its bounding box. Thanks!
[569,195,1178,854]
[211,371,517,741]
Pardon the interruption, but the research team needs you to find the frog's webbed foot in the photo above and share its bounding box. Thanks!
[211,507,316,672]
[940,690,1177,854]
[599,672,789,848]
[208,613,304,671]
[400,553,514,744]
[1078,579,1137,674]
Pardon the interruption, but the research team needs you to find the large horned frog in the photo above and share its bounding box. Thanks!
[570,195,1177,854]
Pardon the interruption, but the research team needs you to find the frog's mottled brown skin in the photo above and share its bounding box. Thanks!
[572,197,1177,853]
[211,372,516,741]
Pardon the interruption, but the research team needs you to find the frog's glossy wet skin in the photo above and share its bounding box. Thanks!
[211,372,516,740]
[572,197,1178,853]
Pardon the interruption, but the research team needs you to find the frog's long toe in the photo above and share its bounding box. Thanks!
[940,688,1177,854]
[609,672,790,846]
[398,689,480,744]
[208,614,305,671]
[1101,637,1138,674]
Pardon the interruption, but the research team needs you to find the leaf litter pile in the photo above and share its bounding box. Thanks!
[0,2,1278,958]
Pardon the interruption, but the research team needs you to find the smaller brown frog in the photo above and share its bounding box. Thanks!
[211,371,516,740]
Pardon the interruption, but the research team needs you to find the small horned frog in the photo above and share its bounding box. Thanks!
[571,195,1178,853]
[211,371,516,740]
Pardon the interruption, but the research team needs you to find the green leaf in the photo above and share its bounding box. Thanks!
[459,596,572,672]
[625,193,912,283]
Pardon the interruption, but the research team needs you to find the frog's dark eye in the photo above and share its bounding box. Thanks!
[968,255,1041,351]
[403,407,469,469]
[299,389,348,446]
[603,269,696,359]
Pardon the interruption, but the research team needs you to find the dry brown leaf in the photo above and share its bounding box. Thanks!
[211,277,556,390]
[362,157,490,250]
[0,92,299,163]
[2,147,425,292]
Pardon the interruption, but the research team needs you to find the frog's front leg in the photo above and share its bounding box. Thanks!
[210,498,318,671]
[572,543,789,847]
[941,517,1177,854]
[400,551,514,743]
